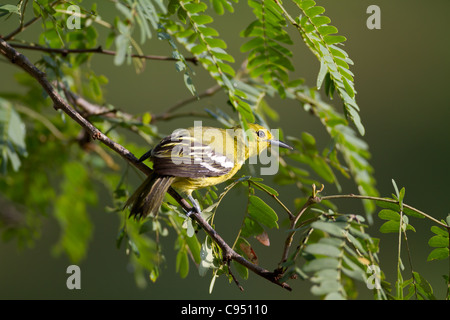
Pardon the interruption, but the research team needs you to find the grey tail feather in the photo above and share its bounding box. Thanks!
[125,173,175,219]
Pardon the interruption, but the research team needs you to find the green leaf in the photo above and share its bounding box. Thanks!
[375,200,424,219]
[428,235,449,248]
[412,272,435,300]
[316,61,328,89]
[191,43,207,55]
[311,279,341,296]
[236,99,255,123]
[311,269,339,283]
[297,0,315,10]
[379,220,399,234]
[0,4,20,16]
[217,61,235,76]
[184,218,195,237]
[176,248,189,278]
[190,14,213,25]
[125,221,161,286]
[427,248,449,261]
[305,6,325,18]
[311,15,331,26]
[116,228,126,249]
[318,25,338,36]
[211,49,235,62]
[304,257,339,272]
[128,239,141,258]
[379,220,415,234]
[431,226,449,237]
[199,238,215,276]
[114,33,129,66]
[236,237,258,264]
[0,98,28,173]
[183,72,197,96]
[378,209,400,221]
[247,195,278,229]
[116,2,133,20]
[241,217,265,238]
[205,37,227,49]
[323,35,346,45]
[251,181,279,196]
[141,112,152,125]
[198,26,219,37]
[240,37,264,53]
[184,2,207,13]
[211,0,225,15]
[391,179,400,199]
[341,255,366,282]
[311,221,345,238]
[233,259,249,280]
[305,243,341,258]
[184,232,201,264]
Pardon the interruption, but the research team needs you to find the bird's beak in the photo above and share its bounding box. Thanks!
[268,139,293,150]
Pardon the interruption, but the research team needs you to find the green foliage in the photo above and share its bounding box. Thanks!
[166,0,257,130]
[247,195,278,229]
[300,214,385,299]
[53,161,96,263]
[0,4,20,17]
[242,0,293,98]
[0,98,28,173]
[1,0,449,300]
[378,209,415,233]
[157,25,198,97]
[290,0,364,135]
[114,0,167,65]
[427,225,449,262]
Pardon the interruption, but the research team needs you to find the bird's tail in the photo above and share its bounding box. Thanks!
[125,173,175,219]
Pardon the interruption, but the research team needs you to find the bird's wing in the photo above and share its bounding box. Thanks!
[150,132,234,178]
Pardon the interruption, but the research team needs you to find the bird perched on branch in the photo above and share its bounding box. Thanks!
[125,123,292,219]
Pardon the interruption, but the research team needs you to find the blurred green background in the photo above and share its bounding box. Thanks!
[1,0,449,299]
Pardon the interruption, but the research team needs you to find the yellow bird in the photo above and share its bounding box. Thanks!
[125,123,292,219]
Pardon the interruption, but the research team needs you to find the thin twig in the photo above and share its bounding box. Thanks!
[320,194,449,229]
[226,259,244,292]
[279,196,318,265]
[8,43,199,64]
[15,104,66,140]
[155,84,221,118]
[402,226,418,299]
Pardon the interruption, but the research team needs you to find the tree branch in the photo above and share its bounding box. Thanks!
[58,81,211,125]
[8,42,199,64]
[0,38,291,291]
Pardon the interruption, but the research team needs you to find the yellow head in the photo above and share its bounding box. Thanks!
[240,123,293,159]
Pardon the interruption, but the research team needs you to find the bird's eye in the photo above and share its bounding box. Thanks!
[257,130,266,138]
